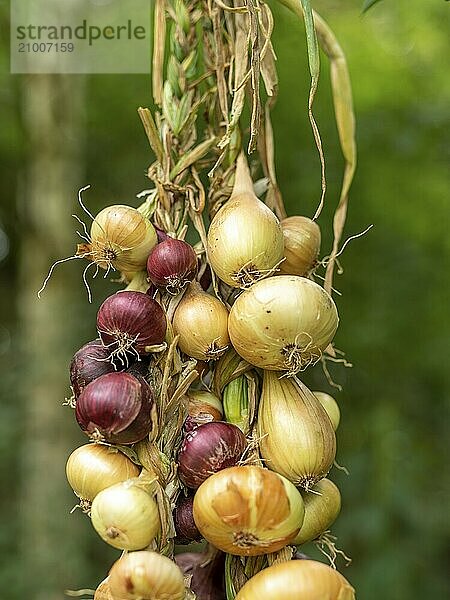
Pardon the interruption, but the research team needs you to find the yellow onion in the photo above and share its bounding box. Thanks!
[77,205,157,272]
[173,282,230,360]
[108,551,185,600]
[279,216,321,276]
[257,372,336,489]
[193,465,304,556]
[293,478,341,545]
[94,578,114,600]
[228,276,338,375]
[313,391,341,431]
[90,479,160,550]
[235,559,355,600]
[207,153,284,288]
[65,444,140,502]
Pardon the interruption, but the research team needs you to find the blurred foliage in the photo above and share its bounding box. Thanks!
[0,0,449,598]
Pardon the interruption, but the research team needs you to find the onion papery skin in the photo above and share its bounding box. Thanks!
[97,291,166,362]
[65,444,140,502]
[313,391,341,431]
[228,276,338,375]
[70,339,118,398]
[91,481,160,551]
[94,578,114,600]
[178,421,247,488]
[87,205,157,272]
[206,155,284,289]
[279,216,321,277]
[147,238,197,294]
[173,494,202,544]
[193,465,304,556]
[75,372,153,445]
[293,478,341,545]
[173,283,230,361]
[184,390,223,432]
[257,372,336,489]
[108,551,185,600]
[234,559,355,600]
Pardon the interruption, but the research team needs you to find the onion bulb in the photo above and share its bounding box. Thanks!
[177,421,247,488]
[184,389,223,431]
[147,237,197,294]
[279,216,321,276]
[65,444,140,502]
[234,559,355,600]
[313,391,341,431]
[108,551,185,600]
[173,282,230,360]
[77,205,157,272]
[293,478,341,545]
[257,371,336,489]
[207,153,284,288]
[90,480,160,550]
[228,276,338,375]
[94,578,113,600]
[193,465,304,556]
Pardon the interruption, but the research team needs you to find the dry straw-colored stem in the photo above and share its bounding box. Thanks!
[276,0,357,294]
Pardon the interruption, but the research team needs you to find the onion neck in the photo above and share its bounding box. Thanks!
[231,153,257,199]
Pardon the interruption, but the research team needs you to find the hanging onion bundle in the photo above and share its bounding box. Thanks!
[76,205,157,272]
[279,216,321,277]
[257,371,336,489]
[293,478,341,545]
[207,153,284,288]
[234,559,355,600]
[229,275,338,375]
[193,465,304,556]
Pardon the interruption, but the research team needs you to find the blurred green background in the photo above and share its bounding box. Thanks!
[0,0,449,598]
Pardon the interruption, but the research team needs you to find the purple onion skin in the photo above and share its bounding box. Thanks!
[178,422,247,489]
[198,262,212,292]
[154,225,169,243]
[175,552,225,600]
[174,495,202,544]
[70,339,117,398]
[75,372,153,444]
[97,291,166,356]
[147,238,197,294]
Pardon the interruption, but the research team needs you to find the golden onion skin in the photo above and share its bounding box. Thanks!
[228,275,338,374]
[90,481,160,551]
[108,551,185,600]
[173,283,230,360]
[279,216,321,276]
[293,478,341,545]
[235,559,355,600]
[257,372,336,489]
[66,444,140,502]
[314,391,341,431]
[193,465,304,556]
[88,205,157,272]
[207,154,284,288]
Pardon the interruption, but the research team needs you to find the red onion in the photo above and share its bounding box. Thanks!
[177,421,247,488]
[147,238,197,294]
[97,291,166,365]
[175,551,225,600]
[154,225,169,243]
[173,494,202,544]
[70,339,117,398]
[75,372,153,444]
